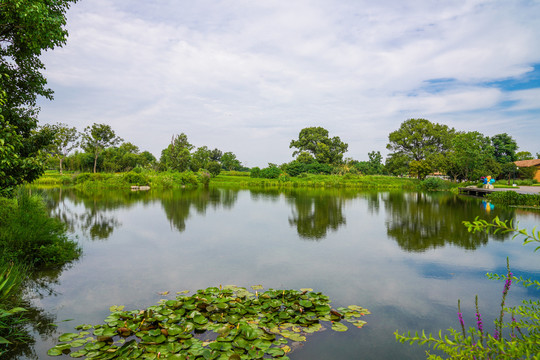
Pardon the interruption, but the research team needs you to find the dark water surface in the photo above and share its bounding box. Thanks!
[14,187,540,359]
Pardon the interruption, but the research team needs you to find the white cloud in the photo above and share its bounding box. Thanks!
[38,0,540,165]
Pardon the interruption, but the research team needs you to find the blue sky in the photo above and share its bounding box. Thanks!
[38,0,540,167]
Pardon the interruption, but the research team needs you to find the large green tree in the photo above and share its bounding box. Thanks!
[81,123,122,173]
[491,133,517,163]
[387,119,455,162]
[290,127,348,164]
[445,131,496,181]
[0,0,77,193]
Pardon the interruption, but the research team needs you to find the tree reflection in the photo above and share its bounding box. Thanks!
[161,188,239,233]
[287,189,347,240]
[383,192,514,252]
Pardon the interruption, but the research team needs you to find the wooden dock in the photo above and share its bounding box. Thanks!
[458,187,495,197]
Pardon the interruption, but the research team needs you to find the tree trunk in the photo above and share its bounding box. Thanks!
[93,154,98,173]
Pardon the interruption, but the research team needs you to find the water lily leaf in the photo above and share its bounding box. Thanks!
[251,285,264,290]
[331,322,348,332]
[47,347,64,356]
[69,349,87,358]
[299,300,312,308]
[109,305,125,312]
[58,333,80,342]
[266,347,285,357]
[300,288,313,292]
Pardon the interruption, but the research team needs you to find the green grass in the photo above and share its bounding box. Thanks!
[212,173,420,190]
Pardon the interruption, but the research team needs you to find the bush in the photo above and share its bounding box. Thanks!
[419,177,451,191]
[207,161,221,177]
[250,167,261,178]
[260,165,281,179]
[123,171,149,186]
[486,191,540,207]
[0,192,81,267]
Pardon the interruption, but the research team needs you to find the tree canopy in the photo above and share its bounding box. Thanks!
[0,0,77,193]
[386,118,455,162]
[290,127,348,165]
[81,123,122,173]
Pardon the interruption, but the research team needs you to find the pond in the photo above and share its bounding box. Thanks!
[13,187,540,359]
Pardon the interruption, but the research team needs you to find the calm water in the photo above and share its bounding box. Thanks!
[13,187,540,359]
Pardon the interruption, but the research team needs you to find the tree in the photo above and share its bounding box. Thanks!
[290,127,348,165]
[516,151,534,161]
[81,123,122,173]
[160,133,193,172]
[445,131,494,181]
[0,0,77,193]
[209,148,222,162]
[387,119,455,164]
[220,152,242,171]
[44,123,79,174]
[190,146,211,172]
[491,133,517,163]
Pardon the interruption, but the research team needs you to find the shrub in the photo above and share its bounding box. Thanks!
[207,161,221,177]
[260,165,281,179]
[123,171,149,186]
[250,167,261,178]
[486,191,540,207]
[0,192,81,267]
[419,177,451,191]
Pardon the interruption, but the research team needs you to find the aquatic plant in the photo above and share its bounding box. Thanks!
[395,217,540,359]
[48,286,369,359]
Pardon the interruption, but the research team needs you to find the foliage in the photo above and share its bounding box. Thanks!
[250,167,261,178]
[485,191,540,208]
[0,191,81,267]
[445,131,495,181]
[122,171,149,186]
[408,160,433,180]
[491,133,517,164]
[42,122,79,174]
[395,217,540,359]
[207,161,222,177]
[419,177,451,191]
[48,286,369,359]
[290,127,348,165]
[220,151,242,171]
[160,134,193,172]
[81,123,123,173]
[0,0,77,194]
[190,146,211,172]
[260,164,282,179]
[386,119,455,164]
[515,151,534,161]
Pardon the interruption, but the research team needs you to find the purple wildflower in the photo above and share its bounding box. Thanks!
[476,311,483,335]
[494,329,500,340]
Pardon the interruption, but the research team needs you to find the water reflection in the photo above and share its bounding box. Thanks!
[286,189,347,240]
[382,192,514,252]
[5,267,71,360]
[160,188,239,232]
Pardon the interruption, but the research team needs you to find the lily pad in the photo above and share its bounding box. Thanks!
[49,286,369,358]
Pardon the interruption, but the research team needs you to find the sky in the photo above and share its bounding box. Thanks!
[37,0,540,168]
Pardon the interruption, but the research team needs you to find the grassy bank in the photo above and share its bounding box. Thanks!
[0,190,81,354]
[35,170,424,190]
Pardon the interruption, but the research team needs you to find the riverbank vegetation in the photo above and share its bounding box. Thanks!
[0,191,81,353]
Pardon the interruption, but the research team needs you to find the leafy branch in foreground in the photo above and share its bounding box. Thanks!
[395,218,540,359]
[463,216,540,251]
